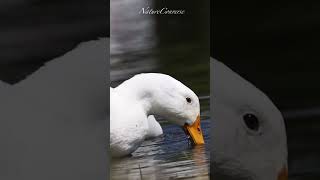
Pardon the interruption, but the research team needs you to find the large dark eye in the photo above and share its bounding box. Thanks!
[243,113,259,131]
[186,97,192,103]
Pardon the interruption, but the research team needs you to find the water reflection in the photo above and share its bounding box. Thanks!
[110,0,209,96]
[111,118,210,179]
[110,0,157,86]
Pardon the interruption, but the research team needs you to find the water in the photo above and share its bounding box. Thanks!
[110,0,210,95]
[110,97,210,179]
[110,0,210,179]
[110,102,210,179]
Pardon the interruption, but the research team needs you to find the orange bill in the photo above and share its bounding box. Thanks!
[277,165,288,180]
[183,115,205,144]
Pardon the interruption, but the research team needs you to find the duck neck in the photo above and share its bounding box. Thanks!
[115,76,159,116]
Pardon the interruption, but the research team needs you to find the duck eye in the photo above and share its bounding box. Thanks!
[186,97,192,103]
[243,113,259,131]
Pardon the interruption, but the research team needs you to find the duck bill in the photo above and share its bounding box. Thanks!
[277,165,288,180]
[183,115,205,145]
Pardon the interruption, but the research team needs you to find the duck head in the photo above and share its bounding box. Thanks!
[211,58,288,180]
[119,73,205,144]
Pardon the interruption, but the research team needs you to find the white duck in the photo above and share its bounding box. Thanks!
[110,73,205,157]
[211,57,288,180]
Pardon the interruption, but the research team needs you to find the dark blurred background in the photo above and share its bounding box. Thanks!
[212,1,320,110]
[212,1,320,179]
[0,0,108,84]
